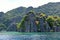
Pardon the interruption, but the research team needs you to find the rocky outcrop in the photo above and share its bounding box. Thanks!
[18,12,51,32]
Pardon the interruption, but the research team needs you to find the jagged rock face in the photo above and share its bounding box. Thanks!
[52,21,60,32]
[44,22,50,32]
[18,12,51,32]
[25,21,31,32]
[36,16,50,32]
[27,12,37,32]
[19,12,38,32]
[55,26,60,32]
[38,18,45,32]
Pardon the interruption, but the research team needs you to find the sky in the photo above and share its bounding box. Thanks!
[0,0,60,13]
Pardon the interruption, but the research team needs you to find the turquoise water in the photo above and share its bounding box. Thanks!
[0,32,60,40]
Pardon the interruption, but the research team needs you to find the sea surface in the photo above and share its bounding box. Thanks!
[0,32,60,40]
